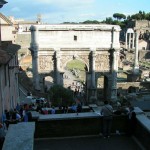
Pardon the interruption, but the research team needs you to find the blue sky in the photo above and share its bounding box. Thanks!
[1,0,149,23]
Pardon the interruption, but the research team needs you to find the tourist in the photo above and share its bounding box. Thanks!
[101,100,113,138]
[2,109,10,129]
[77,102,82,114]
[51,106,56,114]
[0,123,5,149]
[127,106,137,136]
[23,104,29,122]
[71,103,77,113]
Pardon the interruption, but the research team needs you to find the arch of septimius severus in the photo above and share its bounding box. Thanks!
[29,24,121,103]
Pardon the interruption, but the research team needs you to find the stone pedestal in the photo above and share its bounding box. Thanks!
[88,88,97,104]
[126,72,140,82]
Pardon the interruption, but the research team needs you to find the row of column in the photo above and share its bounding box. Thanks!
[125,29,139,74]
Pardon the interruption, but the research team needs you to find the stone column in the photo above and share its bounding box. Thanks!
[125,32,128,49]
[91,49,96,88]
[111,27,115,49]
[111,49,119,101]
[30,25,40,90]
[128,33,131,49]
[55,49,62,85]
[133,32,139,74]
[132,33,135,49]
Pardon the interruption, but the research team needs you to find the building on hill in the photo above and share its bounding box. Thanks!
[7,15,40,57]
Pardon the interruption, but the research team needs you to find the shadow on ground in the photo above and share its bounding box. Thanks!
[34,135,142,150]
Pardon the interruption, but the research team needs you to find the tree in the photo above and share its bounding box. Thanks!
[113,13,126,20]
[48,85,74,106]
[146,13,150,20]
[82,20,100,24]
[130,11,147,20]
[105,17,113,24]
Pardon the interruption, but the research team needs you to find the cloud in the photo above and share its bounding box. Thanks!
[35,0,95,9]
[11,7,20,12]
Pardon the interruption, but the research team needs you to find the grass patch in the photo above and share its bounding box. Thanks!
[66,60,85,71]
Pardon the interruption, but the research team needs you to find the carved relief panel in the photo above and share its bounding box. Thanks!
[60,55,73,70]
[38,56,53,72]
[95,54,110,72]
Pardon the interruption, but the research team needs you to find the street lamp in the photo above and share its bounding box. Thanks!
[0,0,7,8]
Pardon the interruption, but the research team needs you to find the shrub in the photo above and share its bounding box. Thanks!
[48,85,74,106]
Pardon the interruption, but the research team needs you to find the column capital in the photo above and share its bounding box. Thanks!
[30,25,39,31]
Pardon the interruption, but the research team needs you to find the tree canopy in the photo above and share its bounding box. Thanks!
[48,85,74,106]
[113,13,126,20]
[61,11,150,29]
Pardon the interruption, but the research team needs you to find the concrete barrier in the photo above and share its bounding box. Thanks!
[2,122,35,150]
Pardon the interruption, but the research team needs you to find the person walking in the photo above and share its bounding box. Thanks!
[101,100,113,138]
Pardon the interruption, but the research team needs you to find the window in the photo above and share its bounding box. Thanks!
[74,35,77,41]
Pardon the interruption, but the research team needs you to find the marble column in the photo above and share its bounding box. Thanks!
[111,49,119,101]
[55,49,62,85]
[30,25,40,90]
[133,32,139,74]
[132,33,135,49]
[125,33,128,49]
[91,49,96,88]
[128,33,131,49]
[111,27,115,49]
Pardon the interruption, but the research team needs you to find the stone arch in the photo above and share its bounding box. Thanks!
[30,24,121,102]
[39,72,54,92]
[62,57,88,90]
[60,54,89,71]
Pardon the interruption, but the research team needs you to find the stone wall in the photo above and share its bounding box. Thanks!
[38,30,119,49]
[135,115,150,150]
[16,33,31,55]
[139,50,150,60]
[135,20,150,29]
[35,115,128,138]
[31,24,121,49]
[127,20,150,30]
[1,26,13,41]
[117,82,140,90]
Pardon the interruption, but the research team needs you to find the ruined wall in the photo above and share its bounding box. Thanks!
[16,32,31,55]
[139,50,150,60]
[135,20,150,29]
[117,82,140,90]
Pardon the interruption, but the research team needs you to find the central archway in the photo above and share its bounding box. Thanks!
[63,59,87,90]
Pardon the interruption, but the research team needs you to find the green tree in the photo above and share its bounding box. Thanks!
[146,12,150,20]
[131,11,147,20]
[82,20,100,24]
[48,85,74,106]
[105,17,113,24]
[113,13,126,20]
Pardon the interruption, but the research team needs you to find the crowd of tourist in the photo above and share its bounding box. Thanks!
[2,103,33,130]
[35,98,83,115]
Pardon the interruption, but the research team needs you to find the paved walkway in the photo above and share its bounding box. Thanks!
[34,135,143,150]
